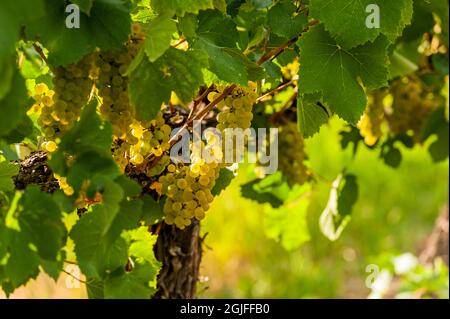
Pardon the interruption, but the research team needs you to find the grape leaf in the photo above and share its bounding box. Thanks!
[104,227,161,298]
[0,0,45,98]
[178,14,198,40]
[193,9,263,84]
[211,168,235,196]
[26,0,131,66]
[297,25,389,124]
[58,100,113,154]
[129,48,207,121]
[267,0,308,39]
[265,186,311,251]
[150,0,215,16]
[142,195,165,225]
[3,229,40,291]
[380,138,402,168]
[71,0,95,14]
[0,70,30,138]
[144,15,177,62]
[422,107,449,163]
[49,101,119,193]
[104,263,156,298]
[319,174,358,241]
[214,0,227,12]
[70,180,144,278]
[309,0,413,48]
[0,161,19,192]
[297,93,330,138]
[241,172,291,208]
[18,186,66,260]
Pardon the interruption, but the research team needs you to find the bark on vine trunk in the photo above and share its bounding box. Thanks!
[153,220,202,299]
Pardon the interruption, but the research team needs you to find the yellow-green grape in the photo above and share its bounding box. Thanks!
[29,83,55,115]
[43,141,58,153]
[357,90,387,146]
[215,83,257,132]
[36,54,96,140]
[97,23,145,138]
[54,174,75,196]
[158,141,220,229]
[386,78,440,142]
[111,111,172,176]
[278,122,309,186]
[280,58,300,81]
[111,140,129,173]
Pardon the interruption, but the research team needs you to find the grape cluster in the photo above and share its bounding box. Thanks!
[280,58,300,81]
[54,174,74,196]
[112,112,172,174]
[209,83,258,165]
[278,122,309,186]
[158,141,220,229]
[357,90,386,146]
[213,83,257,132]
[96,23,145,138]
[37,54,96,141]
[386,78,439,142]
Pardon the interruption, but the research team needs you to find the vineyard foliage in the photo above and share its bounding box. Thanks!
[0,0,448,298]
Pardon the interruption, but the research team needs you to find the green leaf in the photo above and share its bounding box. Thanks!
[19,187,66,260]
[26,0,131,66]
[0,70,30,138]
[71,0,95,14]
[142,195,164,225]
[337,174,358,217]
[319,174,358,241]
[422,107,449,163]
[59,100,113,154]
[4,229,40,289]
[264,185,311,251]
[104,227,161,298]
[0,0,45,97]
[339,125,364,156]
[267,0,308,39]
[129,58,171,121]
[241,172,290,208]
[297,93,330,138]
[196,39,248,85]
[70,181,143,278]
[213,0,227,12]
[388,50,419,79]
[104,263,156,298]
[130,48,207,121]
[145,15,177,62]
[49,101,119,194]
[380,139,402,168]
[211,168,235,196]
[0,161,19,193]
[178,14,198,40]
[192,9,263,84]
[297,25,389,124]
[150,0,215,16]
[309,0,413,48]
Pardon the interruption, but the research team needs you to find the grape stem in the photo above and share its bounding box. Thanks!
[62,269,86,284]
[256,76,298,103]
[32,43,49,66]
